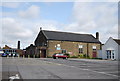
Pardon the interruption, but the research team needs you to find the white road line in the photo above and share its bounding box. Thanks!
[62,64,118,78]
[9,74,20,81]
[43,61,63,65]
[41,60,118,78]
[92,70,118,77]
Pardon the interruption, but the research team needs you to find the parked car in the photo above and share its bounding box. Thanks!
[8,53,12,57]
[8,53,18,57]
[2,53,7,57]
[52,53,68,59]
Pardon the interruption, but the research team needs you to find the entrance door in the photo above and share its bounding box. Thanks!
[106,50,115,60]
[106,50,111,59]
[41,50,46,58]
[93,52,97,58]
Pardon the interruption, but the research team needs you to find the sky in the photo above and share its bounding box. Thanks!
[0,0,119,49]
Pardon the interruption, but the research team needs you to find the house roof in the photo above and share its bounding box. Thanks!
[2,45,12,49]
[26,44,36,49]
[113,39,120,45]
[42,30,101,43]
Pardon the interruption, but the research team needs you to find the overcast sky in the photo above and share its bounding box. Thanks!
[0,0,119,49]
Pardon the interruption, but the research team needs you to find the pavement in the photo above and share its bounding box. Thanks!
[1,57,119,80]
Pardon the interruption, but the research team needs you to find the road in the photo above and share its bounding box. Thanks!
[1,57,119,80]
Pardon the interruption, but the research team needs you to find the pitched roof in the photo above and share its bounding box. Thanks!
[113,39,120,45]
[2,45,12,49]
[42,30,101,43]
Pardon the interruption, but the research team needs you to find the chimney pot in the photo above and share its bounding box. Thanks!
[96,32,99,40]
[40,27,42,31]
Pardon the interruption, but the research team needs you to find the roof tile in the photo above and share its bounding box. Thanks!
[43,30,101,43]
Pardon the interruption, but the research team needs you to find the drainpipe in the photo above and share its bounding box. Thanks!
[87,43,89,58]
[46,40,49,58]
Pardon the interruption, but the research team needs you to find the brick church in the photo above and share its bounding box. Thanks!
[26,28,101,58]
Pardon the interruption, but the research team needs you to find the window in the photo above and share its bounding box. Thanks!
[42,42,44,46]
[106,50,112,59]
[92,46,96,51]
[78,45,83,53]
[92,46,96,49]
[57,44,60,47]
[56,44,61,50]
[62,49,66,54]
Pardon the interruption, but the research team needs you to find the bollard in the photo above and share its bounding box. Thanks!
[18,55,19,58]
[34,55,35,58]
[7,55,9,58]
[28,55,30,58]
[23,55,25,58]
[12,56,14,58]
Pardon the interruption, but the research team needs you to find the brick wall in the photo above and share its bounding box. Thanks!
[47,40,101,58]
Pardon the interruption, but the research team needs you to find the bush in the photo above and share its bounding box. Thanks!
[47,56,52,58]
[78,54,84,58]
[78,54,90,59]
[70,55,78,58]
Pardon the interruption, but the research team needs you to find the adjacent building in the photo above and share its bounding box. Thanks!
[25,44,37,57]
[102,37,120,60]
[34,29,101,58]
[0,41,24,57]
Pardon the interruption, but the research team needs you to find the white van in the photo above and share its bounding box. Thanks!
[0,50,4,56]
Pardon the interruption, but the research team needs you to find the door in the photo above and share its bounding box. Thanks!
[106,50,115,60]
[41,50,46,58]
[93,52,97,58]
[106,50,111,59]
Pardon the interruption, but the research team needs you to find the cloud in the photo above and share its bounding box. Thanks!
[2,18,34,48]
[31,20,61,38]
[75,0,119,2]
[1,0,119,2]
[1,2,118,48]
[0,2,21,8]
[63,2,118,43]
[1,17,61,48]
[18,5,40,19]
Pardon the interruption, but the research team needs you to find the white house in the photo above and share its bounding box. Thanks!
[102,37,120,60]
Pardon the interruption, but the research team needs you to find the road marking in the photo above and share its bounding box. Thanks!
[9,74,20,81]
[40,59,118,78]
[62,64,118,78]
[43,61,63,65]
[57,64,62,65]
[91,70,118,77]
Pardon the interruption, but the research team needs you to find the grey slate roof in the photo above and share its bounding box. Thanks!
[42,30,101,43]
[113,39,120,45]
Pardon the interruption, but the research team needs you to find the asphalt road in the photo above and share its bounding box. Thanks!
[1,57,119,80]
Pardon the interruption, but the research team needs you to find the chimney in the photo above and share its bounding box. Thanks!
[18,41,20,49]
[96,32,99,40]
[40,27,42,31]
